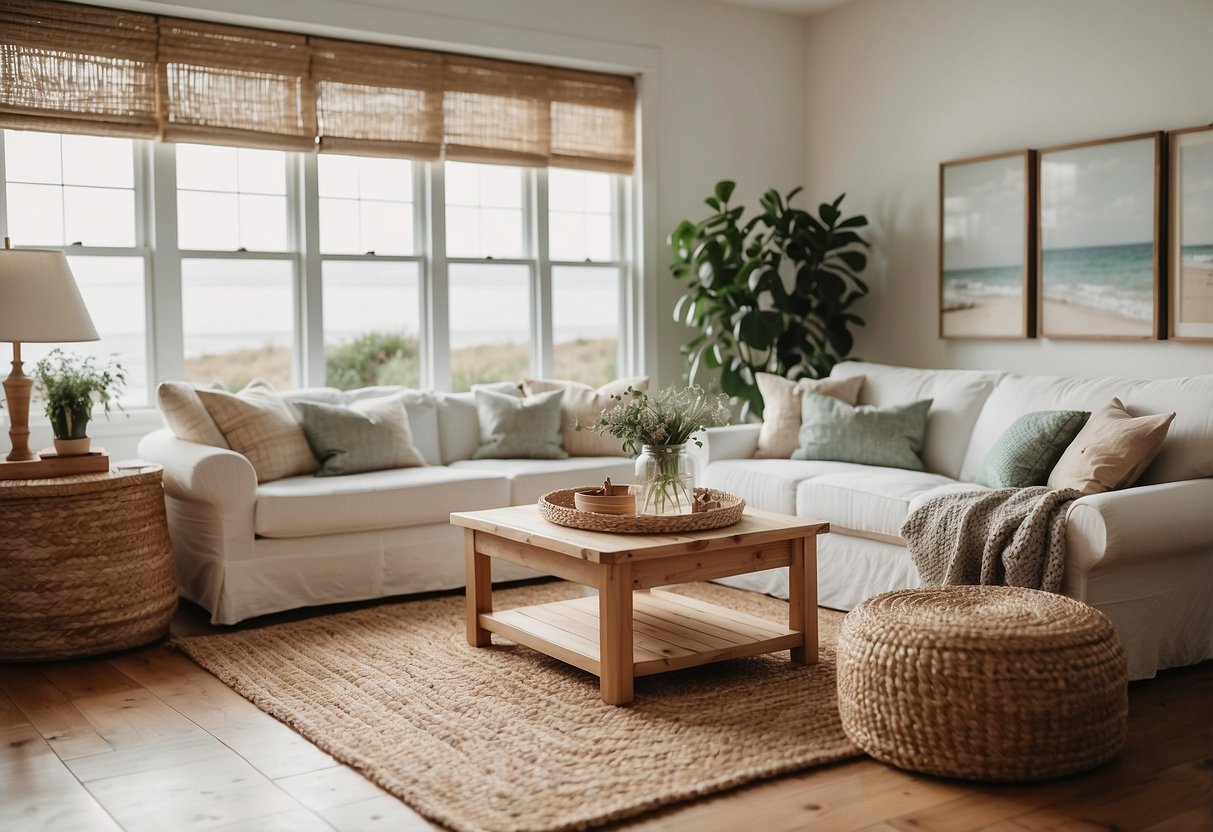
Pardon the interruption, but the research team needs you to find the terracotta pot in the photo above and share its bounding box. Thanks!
[53,437,91,456]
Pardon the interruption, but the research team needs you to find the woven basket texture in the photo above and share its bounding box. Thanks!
[539,487,744,533]
[836,586,1127,782]
[0,468,178,661]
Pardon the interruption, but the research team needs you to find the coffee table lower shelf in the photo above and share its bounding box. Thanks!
[480,588,801,678]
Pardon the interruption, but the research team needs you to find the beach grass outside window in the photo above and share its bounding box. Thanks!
[1,129,150,405]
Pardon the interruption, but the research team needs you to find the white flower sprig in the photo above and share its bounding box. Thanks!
[579,385,730,456]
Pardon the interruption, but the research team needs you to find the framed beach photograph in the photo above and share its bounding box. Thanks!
[1037,132,1163,340]
[939,150,1036,339]
[1169,124,1213,341]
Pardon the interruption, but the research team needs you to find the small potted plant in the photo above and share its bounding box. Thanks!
[33,349,126,456]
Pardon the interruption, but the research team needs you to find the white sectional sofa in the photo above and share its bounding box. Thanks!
[694,361,1213,680]
[139,385,634,625]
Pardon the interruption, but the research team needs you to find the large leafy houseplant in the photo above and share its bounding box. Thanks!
[33,349,126,446]
[669,181,870,418]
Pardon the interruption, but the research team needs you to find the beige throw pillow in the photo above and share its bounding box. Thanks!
[755,373,865,458]
[196,380,318,483]
[521,376,650,457]
[1047,398,1176,494]
[157,381,229,448]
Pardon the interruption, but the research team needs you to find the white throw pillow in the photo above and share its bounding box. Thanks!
[157,381,229,448]
[754,373,864,459]
[196,380,318,483]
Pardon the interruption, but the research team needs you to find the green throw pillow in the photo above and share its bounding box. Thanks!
[792,393,933,471]
[472,388,568,460]
[975,410,1090,488]
[295,393,427,477]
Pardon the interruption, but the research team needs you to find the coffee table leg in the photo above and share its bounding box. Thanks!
[464,529,492,647]
[789,534,819,665]
[599,562,634,705]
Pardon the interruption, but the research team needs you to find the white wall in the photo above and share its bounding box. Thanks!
[107,0,809,390]
[803,0,1213,378]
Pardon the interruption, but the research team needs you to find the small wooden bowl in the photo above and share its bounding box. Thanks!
[573,485,637,516]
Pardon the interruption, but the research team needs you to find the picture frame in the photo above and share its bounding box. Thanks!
[939,150,1036,339]
[1037,131,1163,340]
[1168,124,1213,341]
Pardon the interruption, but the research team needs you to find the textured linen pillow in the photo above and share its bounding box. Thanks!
[520,376,650,456]
[755,373,865,459]
[1047,398,1176,494]
[472,388,568,460]
[974,410,1090,488]
[157,381,229,448]
[792,392,933,471]
[196,380,318,483]
[295,393,427,477]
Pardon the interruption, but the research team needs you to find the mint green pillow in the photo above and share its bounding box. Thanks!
[295,393,427,477]
[975,410,1090,488]
[472,388,568,460]
[792,393,933,471]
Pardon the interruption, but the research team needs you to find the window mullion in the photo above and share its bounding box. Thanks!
[534,167,553,378]
[150,141,184,384]
[426,162,451,390]
[300,153,324,387]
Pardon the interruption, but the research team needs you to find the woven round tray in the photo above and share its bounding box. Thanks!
[539,487,745,534]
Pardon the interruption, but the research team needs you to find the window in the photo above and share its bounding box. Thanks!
[176,144,290,251]
[0,132,634,408]
[2,130,149,406]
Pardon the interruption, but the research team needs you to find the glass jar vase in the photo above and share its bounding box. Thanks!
[634,443,697,516]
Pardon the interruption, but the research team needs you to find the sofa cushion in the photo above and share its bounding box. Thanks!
[793,394,932,471]
[343,388,442,466]
[521,376,651,456]
[959,373,1213,485]
[295,393,427,477]
[472,388,568,460]
[796,468,962,541]
[701,459,876,515]
[975,409,1090,488]
[1047,398,1176,494]
[449,457,634,505]
[255,466,510,538]
[157,381,229,448]
[754,372,865,459]
[830,362,1004,479]
[435,383,523,464]
[197,380,318,483]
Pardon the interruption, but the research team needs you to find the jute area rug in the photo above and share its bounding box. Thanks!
[174,582,859,832]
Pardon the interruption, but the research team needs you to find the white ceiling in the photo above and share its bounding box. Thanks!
[708,0,852,17]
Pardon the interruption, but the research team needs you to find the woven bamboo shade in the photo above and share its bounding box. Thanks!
[0,0,158,138]
[311,37,442,160]
[158,17,315,151]
[550,68,636,174]
[443,55,551,167]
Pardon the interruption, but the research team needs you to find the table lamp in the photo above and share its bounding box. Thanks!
[0,238,99,463]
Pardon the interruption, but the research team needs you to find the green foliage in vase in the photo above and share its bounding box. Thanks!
[668,180,870,418]
[324,332,421,390]
[33,349,126,440]
[579,385,730,456]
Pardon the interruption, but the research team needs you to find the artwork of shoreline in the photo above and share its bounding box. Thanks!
[1179,244,1213,324]
[1040,242,1155,337]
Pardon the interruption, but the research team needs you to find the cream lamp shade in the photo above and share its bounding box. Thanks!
[0,248,99,343]
[0,244,99,464]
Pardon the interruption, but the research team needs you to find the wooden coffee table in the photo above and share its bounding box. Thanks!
[450,505,829,705]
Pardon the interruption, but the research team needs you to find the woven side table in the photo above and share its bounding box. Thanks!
[836,586,1127,782]
[0,465,178,661]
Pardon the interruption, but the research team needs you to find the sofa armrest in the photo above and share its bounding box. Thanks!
[1066,478,1213,572]
[137,429,257,559]
[689,423,762,469]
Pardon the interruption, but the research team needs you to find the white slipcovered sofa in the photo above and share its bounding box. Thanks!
[139,385,634,624]
[694,361,1213,680]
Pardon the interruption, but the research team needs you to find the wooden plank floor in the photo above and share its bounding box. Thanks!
[1,596,1209,832]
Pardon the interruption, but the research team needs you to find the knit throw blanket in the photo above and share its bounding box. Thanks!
[900,486,1084,592]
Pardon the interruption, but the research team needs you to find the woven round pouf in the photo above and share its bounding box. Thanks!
[0,466,178,661]
[836,586,1127,782]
